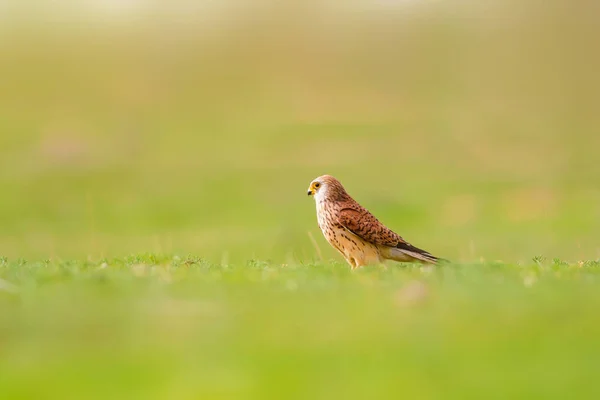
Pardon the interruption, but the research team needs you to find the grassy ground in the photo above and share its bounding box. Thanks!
[2,256,600,399]
[1,1,599,398]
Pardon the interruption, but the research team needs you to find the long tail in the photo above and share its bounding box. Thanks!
[387,242,445,264]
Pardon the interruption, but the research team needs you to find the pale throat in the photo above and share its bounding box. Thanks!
[313,185,328,203]
[314,187,330,228]
[314,187,327,211]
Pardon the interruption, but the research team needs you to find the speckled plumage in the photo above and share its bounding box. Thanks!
[307,175,440,269]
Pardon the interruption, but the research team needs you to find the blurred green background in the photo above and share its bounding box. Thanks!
[1,0,599,263]
[2,2,600,399]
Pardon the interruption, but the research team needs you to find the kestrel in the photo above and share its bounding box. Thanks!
[307,175,442,269]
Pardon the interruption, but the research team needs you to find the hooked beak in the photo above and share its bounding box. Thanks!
[307,189,313,196]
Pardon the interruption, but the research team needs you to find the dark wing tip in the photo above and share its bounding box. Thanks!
[396,241,444,263]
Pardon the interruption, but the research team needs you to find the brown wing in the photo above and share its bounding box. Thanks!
[338,204,440,262]
[337,204,405,247]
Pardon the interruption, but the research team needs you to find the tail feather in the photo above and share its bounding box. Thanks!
[387,242,444,264]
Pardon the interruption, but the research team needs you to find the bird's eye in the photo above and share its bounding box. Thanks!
[314,182,321,189]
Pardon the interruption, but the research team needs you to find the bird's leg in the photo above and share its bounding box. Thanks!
[351,257,370,270]
[347,257,358,269]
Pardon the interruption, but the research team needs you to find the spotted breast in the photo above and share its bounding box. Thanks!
[316,199,382,268]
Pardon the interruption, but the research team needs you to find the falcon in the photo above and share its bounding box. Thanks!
[307,175,443,268]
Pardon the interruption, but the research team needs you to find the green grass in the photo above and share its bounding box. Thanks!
[1,2,599,398]
[2,255,600,399]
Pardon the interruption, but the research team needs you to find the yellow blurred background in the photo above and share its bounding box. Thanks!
[1,0,599,262]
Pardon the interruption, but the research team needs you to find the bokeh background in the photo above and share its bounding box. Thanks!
[2,2,600,400]
[1,0,599,263]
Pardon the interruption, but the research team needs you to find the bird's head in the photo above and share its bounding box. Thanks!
[307,175,348,201]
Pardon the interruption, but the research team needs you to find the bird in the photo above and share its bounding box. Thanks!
[307,175,443,269]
